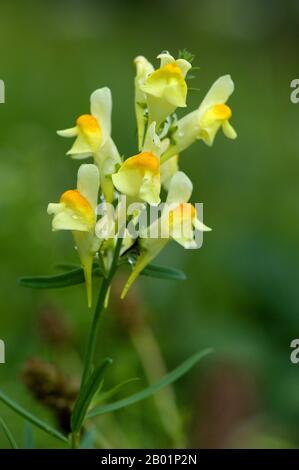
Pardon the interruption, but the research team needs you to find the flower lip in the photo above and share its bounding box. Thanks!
[212,103,232,120]
[76,114,100,133]
[123,151,160,175]
[160,62,184,77]
[75,114,102,153]
[146,62,185,87]
[60,189,95,228]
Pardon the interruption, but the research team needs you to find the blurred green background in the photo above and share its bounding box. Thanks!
[1,0,299,448]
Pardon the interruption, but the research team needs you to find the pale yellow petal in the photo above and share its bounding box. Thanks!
[77,164,99,211]
[90,87,112,144]
[57,127,78,137]
[112,168,143,197]
[157,52,175,67]
[66,134,93,159]
[48,208,90,232]
[193,217,212,232]
[139,172,161,205]
[146,94,176,127]
[134,56,154,150]
[166,171,193,205]
[176,58,192,78]
[222,120,237,139]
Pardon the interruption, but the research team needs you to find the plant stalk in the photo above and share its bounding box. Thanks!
[80,276,111,388]
[71,431,81,449]
[71,235,123,448]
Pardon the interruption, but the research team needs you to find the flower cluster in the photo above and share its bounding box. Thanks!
[48,51,237,306]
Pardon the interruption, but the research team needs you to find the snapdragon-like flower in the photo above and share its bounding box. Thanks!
[112,122,168,206]
[162,75,237,161]
[47,164,100,307]
[120,171,211,298]
[57,87,120,201]
[138,52,192,131]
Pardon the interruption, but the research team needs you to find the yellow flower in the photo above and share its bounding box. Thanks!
[112,123,168,205]
[120,171,211,298]
[198,101,236,146]
[113,151,160,204]
[57,87,121,201]
[140,52,192,127]
[47,164,100,307]
[59,189,95,230]
[161,75,237,161]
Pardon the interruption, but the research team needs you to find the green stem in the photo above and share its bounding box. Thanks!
[80,236,123,388]
[71,431,80,449]
[71,236,123,448]
[80,276,111,388]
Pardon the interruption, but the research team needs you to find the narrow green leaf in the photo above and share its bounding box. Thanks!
[18,265,103,290]
[0,390,68,443]
[141,263,187,281]
[87,348,212,418]
[19,267,85,289]
[71,358,112,432]
[0,417,18,449]
[91,377,140,408]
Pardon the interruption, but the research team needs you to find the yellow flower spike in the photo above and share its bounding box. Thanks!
[47,164,100,307]
[161,75,237,161]
[140,51,192,126]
